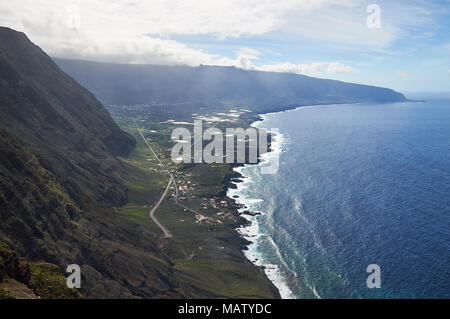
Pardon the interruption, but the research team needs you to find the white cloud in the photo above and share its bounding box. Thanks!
[257,62,324,75]
[396,71,411,77]
[45,35,223,65]
[1,0,358,40]
[254,61,358,75]
[204,55,358,76]
[0,0,433,71]
[236,48,262,57]
[327,62,359,74]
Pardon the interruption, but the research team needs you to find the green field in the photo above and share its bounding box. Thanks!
[111,108,280,298]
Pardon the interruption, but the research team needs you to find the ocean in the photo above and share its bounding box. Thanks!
[227,97,450,298]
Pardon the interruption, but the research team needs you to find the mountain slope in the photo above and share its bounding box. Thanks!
[0,27,150,297]
[54,58,406,112]
[0,27,177,298]
[0,27,280,299]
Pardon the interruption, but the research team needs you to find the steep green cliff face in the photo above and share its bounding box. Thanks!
[0,28,281,299]
[0,27,135,253]
[0,241,82,299]
[0,28,174,298]
[0,28,136,206]
[0,128,77,262]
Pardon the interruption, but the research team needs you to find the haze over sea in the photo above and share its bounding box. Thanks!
[228,97,450,298]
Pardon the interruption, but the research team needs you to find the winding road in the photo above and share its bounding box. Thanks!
[136,125,203,238]
[137,126,173,238]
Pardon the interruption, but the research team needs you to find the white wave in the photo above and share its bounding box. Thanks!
[227,126,296,299]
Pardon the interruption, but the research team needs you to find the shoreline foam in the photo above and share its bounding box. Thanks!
[226,118,296,299]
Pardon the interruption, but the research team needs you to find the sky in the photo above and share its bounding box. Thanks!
[1,0,449,93]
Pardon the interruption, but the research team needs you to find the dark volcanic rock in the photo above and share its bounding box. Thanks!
[242,210,261,216]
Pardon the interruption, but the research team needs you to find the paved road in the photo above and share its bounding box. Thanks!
[137,126,202,238]
[148,175,173,238]
[137,127,172,238]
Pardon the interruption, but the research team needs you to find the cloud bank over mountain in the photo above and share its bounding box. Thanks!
[1,0,447,90]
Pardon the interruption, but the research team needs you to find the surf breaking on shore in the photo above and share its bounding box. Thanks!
[226,117,296,299]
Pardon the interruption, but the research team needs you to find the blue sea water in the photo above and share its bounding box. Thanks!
[228,98,450,298]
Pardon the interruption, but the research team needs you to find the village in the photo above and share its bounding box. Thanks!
[164,169,246,227]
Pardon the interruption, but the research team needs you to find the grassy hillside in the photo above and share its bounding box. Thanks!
[0,27,280,299]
